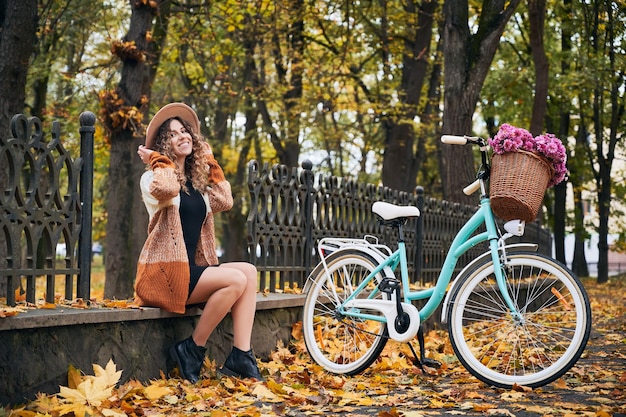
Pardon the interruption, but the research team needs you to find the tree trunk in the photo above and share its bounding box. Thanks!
[528,0,549,226]
[596,172,610,283]
[281,0,304,169]
[590,1,620,284]
[222,103,256,263]
[441,0,522,204]
[528,0,548,136]
[0,0,37,298]
[103,0,171,299]
[31,75,49,119]
[419,30,444,194]
[219,22,260,264]
[381,0,438,192]
[105,135,135,297]
[553,0,572,266]
[571,189,589,277]
[553,182,567,262]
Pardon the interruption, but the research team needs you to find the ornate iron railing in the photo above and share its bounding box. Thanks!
[247,160,552,292]
[0,112,95,306]
[246,160,426,292]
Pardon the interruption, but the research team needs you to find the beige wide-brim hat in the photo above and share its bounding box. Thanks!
[145,102,201,149]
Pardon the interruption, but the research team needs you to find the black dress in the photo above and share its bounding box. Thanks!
[179,180,208,297]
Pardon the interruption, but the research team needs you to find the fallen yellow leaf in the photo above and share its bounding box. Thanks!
[143,383,173,400]
[252,383,282,402]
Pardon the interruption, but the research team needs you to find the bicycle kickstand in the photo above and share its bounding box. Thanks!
[407,325,442,372]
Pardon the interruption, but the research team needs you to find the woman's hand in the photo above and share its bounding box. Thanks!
[137,145,154,164]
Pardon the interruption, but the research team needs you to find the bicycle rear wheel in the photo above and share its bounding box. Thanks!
[447,252,591,388]
[302,249,389,375]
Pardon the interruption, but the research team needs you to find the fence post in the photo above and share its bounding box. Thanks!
[301,160,314,279]
[415,186,424,283]
[77,112,95,300]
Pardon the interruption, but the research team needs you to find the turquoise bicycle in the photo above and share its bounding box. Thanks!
[302,135,591,388]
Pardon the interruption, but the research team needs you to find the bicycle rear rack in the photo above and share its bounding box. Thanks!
[317,236,393,260]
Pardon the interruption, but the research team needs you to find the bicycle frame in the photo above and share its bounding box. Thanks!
[337,195,520,325]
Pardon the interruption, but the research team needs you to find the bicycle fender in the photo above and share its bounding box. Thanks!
[303,245,396,293]
[440,243,538,323]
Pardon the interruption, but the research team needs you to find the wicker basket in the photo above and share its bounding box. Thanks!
[490,150,553,222]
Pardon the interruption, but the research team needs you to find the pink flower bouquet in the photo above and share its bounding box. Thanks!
[488,124,567,187]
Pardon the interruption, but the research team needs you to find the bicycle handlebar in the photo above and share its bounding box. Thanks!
[440,134,490,196]
[441,135,484,145]
[463,179,481,196]
[441,135,468,145]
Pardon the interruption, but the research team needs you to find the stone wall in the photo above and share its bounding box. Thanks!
[0,294,305,406]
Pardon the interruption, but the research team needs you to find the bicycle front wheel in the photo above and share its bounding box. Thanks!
[447,252,591,388]
[302,249,389,375]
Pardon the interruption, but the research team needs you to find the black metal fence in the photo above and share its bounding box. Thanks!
[247,160,552,292]
[0,112,95,306]
[1,115,552,306]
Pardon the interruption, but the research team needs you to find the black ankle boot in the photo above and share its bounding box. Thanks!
[219,346,264,381]
[169,337,207,383]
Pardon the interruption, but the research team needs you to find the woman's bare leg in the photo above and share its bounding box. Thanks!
[187,262,261,380]
[187,267,246,346]
[219,262,258,350]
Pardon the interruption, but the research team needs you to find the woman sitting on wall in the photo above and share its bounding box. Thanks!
[135,102,263,383]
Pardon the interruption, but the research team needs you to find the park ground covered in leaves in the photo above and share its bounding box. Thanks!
[4,277,626,417]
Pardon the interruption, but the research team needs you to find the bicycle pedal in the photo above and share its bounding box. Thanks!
[422,358,442,369]
[378,277,400,293]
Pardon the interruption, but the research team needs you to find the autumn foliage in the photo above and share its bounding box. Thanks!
[4,278,626,417]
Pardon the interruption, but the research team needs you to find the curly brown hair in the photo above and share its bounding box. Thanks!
[152,117,211,193]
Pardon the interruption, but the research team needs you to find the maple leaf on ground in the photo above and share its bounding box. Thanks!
[67,364,84,389]
[55,401,94,417]
[143,382,173,401]
[59,376,113,408]
[269,340,296,365]
[54,359,123,417]
[28,391,61,415]
[89,359,123,387]
[252,383,283,402]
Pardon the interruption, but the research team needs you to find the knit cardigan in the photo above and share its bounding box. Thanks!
[134,152,233,314]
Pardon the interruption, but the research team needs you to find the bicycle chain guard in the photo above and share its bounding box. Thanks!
[343,299,420,343]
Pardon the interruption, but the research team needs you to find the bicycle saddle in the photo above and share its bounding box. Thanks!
[372,201,420,220]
